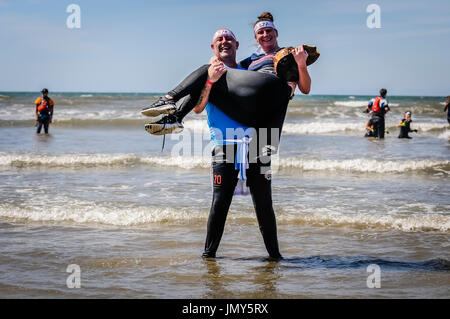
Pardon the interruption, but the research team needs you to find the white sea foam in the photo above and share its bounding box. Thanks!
[438,130,450,139]
[282,122,363,134]
[333,101,400,108]
[333,101,368,107]
[0,203,448,232]
[1,153,448,173]
[279,207,450,232]
[278,158,449,173]
[281,121,447,134]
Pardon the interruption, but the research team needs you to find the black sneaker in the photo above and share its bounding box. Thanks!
[144,115,183,135]
[141,96,177,117]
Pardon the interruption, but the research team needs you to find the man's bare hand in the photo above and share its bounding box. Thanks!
[208,57,227,83]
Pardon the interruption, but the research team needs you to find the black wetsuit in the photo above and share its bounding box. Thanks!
[36,116,50,134]
[203,144,282,259]
[364,116,384,138]
[446,103,450,124]
[168,65,292,152]
[398,119,415,138]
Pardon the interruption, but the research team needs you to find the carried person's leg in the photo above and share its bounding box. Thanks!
[209,69,291,129]
[144,67,291,128]
[142,65,209,117]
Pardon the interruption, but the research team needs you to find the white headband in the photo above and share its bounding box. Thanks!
[254,21,276,33]
[212,29,236,42]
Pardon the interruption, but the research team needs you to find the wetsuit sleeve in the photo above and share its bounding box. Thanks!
[35,98,41,105]
[49,98,55,107]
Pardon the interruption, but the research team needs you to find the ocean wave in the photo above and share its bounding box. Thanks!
[333,101,367,107]
[283,121,448,134]
[279,207,450,232]
[184,119,448,135]
[0,203,448,232]
[282,122,362,134]
[1,153,448,174]
[278,158,449,173]
[438,130,450,139]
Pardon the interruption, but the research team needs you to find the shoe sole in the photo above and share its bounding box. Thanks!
[144,123,184,135]
[141,104,176,117]
[143,114,166,124]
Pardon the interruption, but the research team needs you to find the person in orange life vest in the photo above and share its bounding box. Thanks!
[365,88,390,138]
[35,88,54,134]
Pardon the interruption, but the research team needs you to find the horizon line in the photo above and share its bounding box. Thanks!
[0,91,447,98]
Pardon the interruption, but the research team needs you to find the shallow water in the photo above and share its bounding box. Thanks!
[0,93,449,298]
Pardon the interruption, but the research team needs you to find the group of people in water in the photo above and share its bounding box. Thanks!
[33,11,450,261]
[363,88,419,139]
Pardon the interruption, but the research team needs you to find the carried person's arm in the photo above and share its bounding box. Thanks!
[292,45,311,95]
[193,58,227,114]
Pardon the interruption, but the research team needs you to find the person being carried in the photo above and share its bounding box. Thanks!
[35,88,54,134]
[397,111,417,139]
[365,88,390,139]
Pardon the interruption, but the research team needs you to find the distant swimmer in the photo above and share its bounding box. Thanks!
[365,88,390,139]
[35,88,54,134]
[444,96,450,124]
[397,111,417,139]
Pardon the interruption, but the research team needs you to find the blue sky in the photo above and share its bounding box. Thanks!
[0,0,449,95]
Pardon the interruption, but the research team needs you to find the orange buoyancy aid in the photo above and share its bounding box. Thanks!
[36,97,52,113]
[372,96,382,113]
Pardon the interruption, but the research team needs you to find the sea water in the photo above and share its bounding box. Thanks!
[0,92,448,298]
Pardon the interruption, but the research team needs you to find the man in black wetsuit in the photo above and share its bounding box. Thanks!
[189,28,283,260]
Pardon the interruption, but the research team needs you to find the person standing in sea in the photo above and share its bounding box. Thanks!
[35,88,54,134]
[365,88,390,138]
[444,96,450,125]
